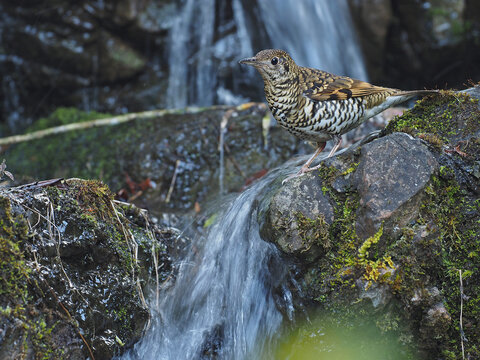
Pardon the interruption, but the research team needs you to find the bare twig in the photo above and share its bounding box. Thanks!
[110,201,136,274]
[136,278,148,310]
[142,212,160,310]
[0,106,232,147]
[152,240,160,310]
[110,200,150,312]
[459,270,466,360]
[113,200,161,311]
[165,159,180,203]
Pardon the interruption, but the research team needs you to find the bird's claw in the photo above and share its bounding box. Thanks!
[282,167,309,185]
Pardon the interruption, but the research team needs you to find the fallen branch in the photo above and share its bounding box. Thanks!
[0,103,265,147]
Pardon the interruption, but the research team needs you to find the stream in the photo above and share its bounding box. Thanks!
[122,0,366,358]
[122,170,294,360]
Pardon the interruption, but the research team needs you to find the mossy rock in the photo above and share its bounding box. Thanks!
[0,179,175,359]
[4,104,308,215]
[384,89,480,159]
[261,88,480,359]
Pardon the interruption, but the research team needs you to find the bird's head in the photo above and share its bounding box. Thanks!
[239,49,297,84]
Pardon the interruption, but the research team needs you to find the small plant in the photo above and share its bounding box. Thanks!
[0,159,14,181]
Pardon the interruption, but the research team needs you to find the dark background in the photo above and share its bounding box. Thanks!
[1,0,479,135]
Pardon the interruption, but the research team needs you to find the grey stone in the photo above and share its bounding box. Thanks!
[354,132,438,239]
[260,173,334,262]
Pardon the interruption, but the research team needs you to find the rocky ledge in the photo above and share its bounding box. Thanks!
[0,178,177,359]
[2,104,309,216]
[259,87,480,358]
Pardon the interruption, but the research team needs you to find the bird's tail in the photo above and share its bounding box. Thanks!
[366,89,439,118]
[393,89,439,97]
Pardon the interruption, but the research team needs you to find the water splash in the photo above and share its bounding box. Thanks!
[122,171,291,360]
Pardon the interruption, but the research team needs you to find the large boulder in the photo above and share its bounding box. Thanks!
[0,0,174,133]
[259,89,480,359]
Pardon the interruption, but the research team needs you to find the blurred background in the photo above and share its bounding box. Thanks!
[1,0,479,136]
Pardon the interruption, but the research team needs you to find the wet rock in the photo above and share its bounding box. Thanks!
[260,89,480,358]
[259,174,334,262]
[418,303,452,355]
[347,0,393,81]
[356,269,395,309]
[348,0,480,90]
[261,132,438,258]
[0,1,172,133]
[0,179,175,359]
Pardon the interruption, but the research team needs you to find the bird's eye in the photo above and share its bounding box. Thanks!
[271,57,278,65]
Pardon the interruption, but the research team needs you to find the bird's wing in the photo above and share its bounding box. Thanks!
[300,68,395,101]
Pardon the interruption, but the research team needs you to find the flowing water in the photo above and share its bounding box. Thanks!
[122,170,293,360]
[166,0,367,108]
[121,1,368,357]
[256,0,367,80]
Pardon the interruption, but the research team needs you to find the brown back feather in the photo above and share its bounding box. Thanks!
[300,68,396,101]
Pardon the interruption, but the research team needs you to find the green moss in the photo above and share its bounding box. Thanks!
[0,196,62,358]
[340,162,359,176]
[388,165,480,357]
[0,196,30,300]
[384,91,480,153]
[27,107,112,133]
[358,225,384,263]
[420,174,480,357]
[295,212,330,250]
[357,225,396,289]
[46,179,136,272]
[5,107,137,186]
[302,169,409,346]
[316,163,339,186]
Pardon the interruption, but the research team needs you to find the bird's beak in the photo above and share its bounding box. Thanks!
[238,56,257,65]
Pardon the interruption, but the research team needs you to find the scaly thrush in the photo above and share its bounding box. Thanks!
[239,49,437,182]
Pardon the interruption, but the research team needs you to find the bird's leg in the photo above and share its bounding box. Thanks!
[326,135,342,158]
[282,142,326,184]
[299,142,326,173]
[302,136,342,172]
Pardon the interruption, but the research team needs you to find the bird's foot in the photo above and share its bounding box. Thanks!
[282,171,303,185]
[282,163,321,184]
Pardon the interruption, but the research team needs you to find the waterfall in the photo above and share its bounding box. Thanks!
[122,171,292,360]
[166,0,367,108]
[256,0,368,80]
[166,0,216,108]
[121,1,369,356]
